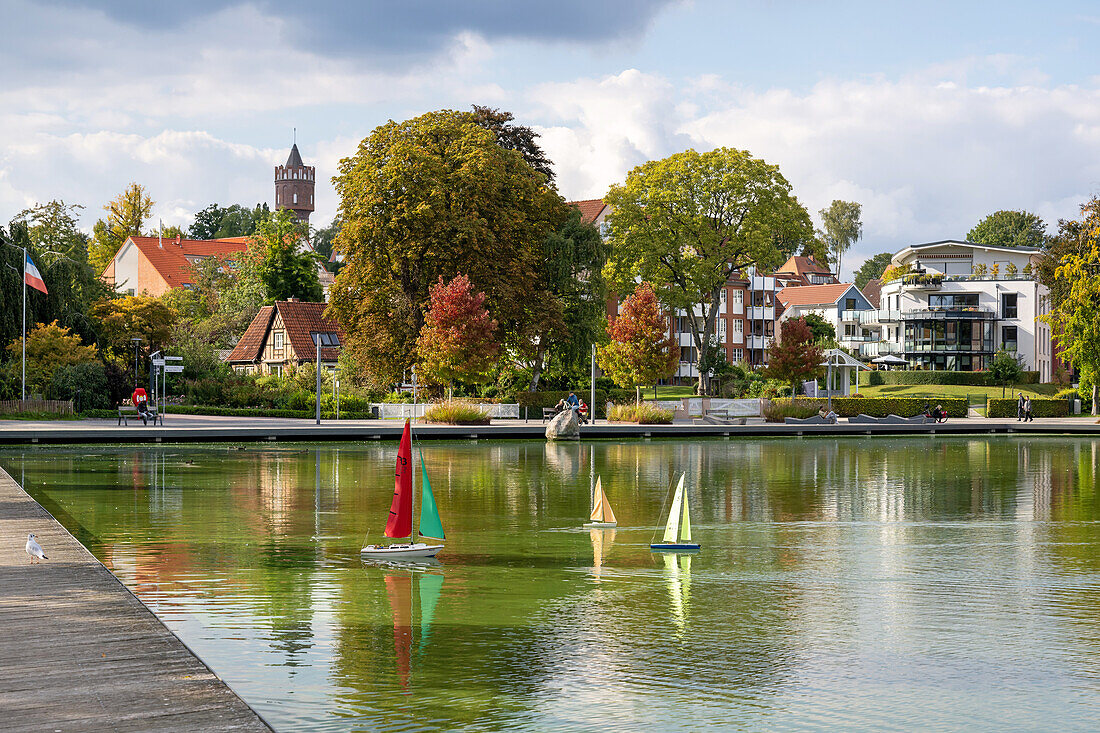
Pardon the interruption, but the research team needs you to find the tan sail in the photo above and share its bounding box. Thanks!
[589,477,617,524]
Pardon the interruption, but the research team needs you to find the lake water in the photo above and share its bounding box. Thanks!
[3,436,1100,732]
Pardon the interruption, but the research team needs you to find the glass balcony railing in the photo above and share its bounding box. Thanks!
[899,307,997,321]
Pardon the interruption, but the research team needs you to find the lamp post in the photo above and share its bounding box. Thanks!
[131,337,142,384]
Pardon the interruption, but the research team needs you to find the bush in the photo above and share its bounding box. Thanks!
[766,396,968,419]
[860,370,1041,387]
[607,403,674,424]
[987,398,1068,418]
[421,401,491,425]
[763,399,822,422]
[49,362,111,411]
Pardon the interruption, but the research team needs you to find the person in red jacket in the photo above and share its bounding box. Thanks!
[131,386,150,425]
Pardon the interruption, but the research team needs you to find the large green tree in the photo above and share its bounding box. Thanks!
[967,210,1047,249]
[89,183,154,272]
[329,109,566,388]
[604,147,812,394]
[188,203,271,239]
[818,200,862,279]
[252,209,322,303]
[854,252,893,289]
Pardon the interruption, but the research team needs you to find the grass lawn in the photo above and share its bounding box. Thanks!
[857,383,1061,402]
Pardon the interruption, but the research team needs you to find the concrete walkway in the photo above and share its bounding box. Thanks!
[0,467,270,732]
[0,413,1098,444]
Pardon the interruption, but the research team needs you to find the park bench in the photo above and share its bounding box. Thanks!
[543,407,560,420]
[118,404,162,426]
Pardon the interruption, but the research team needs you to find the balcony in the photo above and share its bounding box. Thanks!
[899,306,997,321]
[874,309,902,323]
[901,273,942,290]
[747,306,775,320]
[839,334,875,344]
[860,340,904,357]
[747,335,772,350]
[839,309,867,322]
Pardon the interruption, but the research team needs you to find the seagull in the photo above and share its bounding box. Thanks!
[26,533,47,563]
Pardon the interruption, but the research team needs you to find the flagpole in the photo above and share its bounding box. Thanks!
[21,246,26,403]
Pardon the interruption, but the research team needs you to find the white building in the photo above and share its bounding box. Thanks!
[867,240,1052,378]
[776,283,877,353]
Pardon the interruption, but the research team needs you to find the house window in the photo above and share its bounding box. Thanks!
[845,297,857,311]
[719,318,727,341]
[731,290,743,306]
[293,192,298,204]
[1002,293,1018,319]
[272,331,284,353]
[733,319,744,338]
[1002,326,1018,352]
[720,289,727,308]
[599,221,611,238]
[730,348,744,363]
[680,346,696,363]
[272,364,283,377]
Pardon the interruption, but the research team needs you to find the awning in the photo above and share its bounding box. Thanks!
[872,355,909,365]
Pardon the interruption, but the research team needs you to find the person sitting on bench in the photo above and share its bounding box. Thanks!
[131,386,151,425]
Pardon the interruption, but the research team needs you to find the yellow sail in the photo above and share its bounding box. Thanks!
[680,487,692,543]
[661,474,685,543]
[589,476,617,524]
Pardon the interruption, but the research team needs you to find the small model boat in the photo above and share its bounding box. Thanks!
[650,473,700,552]
[362,419,445,560]
[583,476,617,528]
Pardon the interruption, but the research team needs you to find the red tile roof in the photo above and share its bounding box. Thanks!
[777,283,854,307]
[277,300,343,361]
[121,236,251,289]
[226,306,274,363]
[777,255,832,276]
[861,278,883,308]
[567,198,608,225]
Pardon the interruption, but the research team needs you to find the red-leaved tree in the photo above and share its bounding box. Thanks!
[765,317,824,395]
[597,283,679,401]
[416,274,500,393]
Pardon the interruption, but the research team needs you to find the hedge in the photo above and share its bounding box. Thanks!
[79,406,376,420]
[862,370,1040,387]
[514,390,633,418]
[987,398,1068,418]
[770,397,968,418]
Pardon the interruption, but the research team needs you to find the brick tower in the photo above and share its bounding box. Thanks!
[274,143,315,223]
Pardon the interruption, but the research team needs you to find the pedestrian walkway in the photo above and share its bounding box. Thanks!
[0,467,270,732]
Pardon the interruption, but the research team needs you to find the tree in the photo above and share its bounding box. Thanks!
[329,109,566,387]
[818,200,862,279]
[89,295,176,374]
[5,321,98,393]
[597,283,679,401]
[967,210,1047,249]
[802,312,836,342]
[471,105,555,186]
[987,348,1024,398]
[416,275,500,393]
[604,147,812,395]
[252,209,322,303]
[527,207,609,391]
[765,318,824,396]
[88,183,154,272]
[188,203,271,239]
[854,252,893,288]
[312,216,342,273]
[1042,237,1100,415]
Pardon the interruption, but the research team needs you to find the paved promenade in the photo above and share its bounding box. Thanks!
[0,467,270,732]
[0,413,1098,444]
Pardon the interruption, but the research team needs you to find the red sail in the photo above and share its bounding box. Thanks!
[385,419,413,538]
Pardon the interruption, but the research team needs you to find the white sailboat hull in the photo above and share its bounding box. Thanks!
[583,521,617,528]
[360,542,444,559]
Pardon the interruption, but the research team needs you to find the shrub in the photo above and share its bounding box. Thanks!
[987,398,1068,418]
[763,399,823,422]
[766,396,968,419]
[421,401,491,425]
[49,362,111,411]
[607,403,674,424]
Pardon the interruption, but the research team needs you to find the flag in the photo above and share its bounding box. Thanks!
[24,253,47,294]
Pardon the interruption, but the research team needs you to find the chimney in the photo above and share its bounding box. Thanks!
[288,297,298,302]
[158,219,163,249]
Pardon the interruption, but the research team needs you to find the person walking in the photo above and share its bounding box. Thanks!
[1024,395,1033,422]
[1016,392,1025,421]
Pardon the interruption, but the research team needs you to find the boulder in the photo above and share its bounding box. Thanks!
[545,409,580,440]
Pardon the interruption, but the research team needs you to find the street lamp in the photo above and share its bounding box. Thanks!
[131,337,143,383]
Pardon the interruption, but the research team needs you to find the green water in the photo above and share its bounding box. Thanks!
[4,436,1100,732]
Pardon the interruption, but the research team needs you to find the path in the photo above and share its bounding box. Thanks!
[0,466,271,732]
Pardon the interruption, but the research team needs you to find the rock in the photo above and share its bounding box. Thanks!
[545,409,580,440]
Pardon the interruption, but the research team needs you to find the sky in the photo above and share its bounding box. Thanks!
[3,0,1100,278]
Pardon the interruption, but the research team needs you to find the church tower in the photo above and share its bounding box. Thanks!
[274,143,315,223]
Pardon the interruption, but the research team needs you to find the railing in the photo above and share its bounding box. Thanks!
[839,334,875,343]
[901,274,942,289]
[902,343,994,354]
[899,307,997,321]
[839,310,868,322]
[874,309,902,323]
[747,335,772,350]
[860,341,904,357]
[747,306,775,320]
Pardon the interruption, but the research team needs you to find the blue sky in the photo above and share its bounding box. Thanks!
[2,0,1099,277]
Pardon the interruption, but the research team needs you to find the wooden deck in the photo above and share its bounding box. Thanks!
[0,467,270,732]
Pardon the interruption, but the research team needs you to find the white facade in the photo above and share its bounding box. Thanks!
[869,241,1051,378]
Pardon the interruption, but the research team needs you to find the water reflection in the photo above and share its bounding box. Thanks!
[3,436,1100,732]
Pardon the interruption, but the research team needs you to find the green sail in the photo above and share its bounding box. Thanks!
[418,451,445,540]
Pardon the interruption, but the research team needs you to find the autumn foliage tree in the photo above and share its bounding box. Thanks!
[89,295,176,371]
[597,283,679,401]
[5,321,98,393]
[416,275,500,393]
[765,318,824,396]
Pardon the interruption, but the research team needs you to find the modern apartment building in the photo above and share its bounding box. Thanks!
[865,241,1053,379]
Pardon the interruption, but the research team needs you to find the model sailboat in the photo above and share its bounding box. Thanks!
[650,473,700,552]
[361,419,446,559]
[582,476,617,527]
